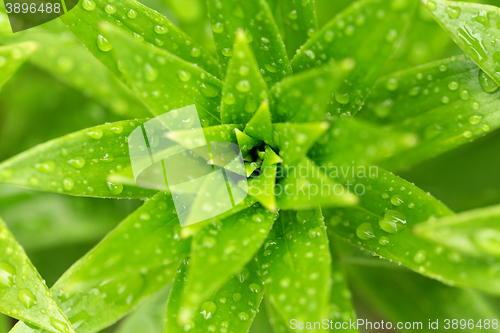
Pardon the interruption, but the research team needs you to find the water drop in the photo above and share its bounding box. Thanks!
[127,9,137,18]
[385,78,398,91]
[35,161,55,173]
[87,129,103,139]
[236,80,251,92]
[249,283,261,293]
[448,81,459,91]
[0,262,15,288]
[154,25,168,35]
[81,0,95,10]
[468,114,483,125]
[463,131,472,138]
[288,10,298,20]
[390,195,404,206]
[212,22,224,33]
[379,210,406,234]
[67,157,86,169]
[324,30,334,42]
[478,70,499,93]
[200,83,219,98]
[223,93,235,105]
[426,1,436,11]
[460,90,470,100]
[104,4,116,14]
[265,64,278,73]
[200,301,217,319]
[190,47,201,57]
[178,70,191,82]
[18,289,36,309]
[238,312,249,321]
[50,317,71,333]
[379,236,390,246]
[107,182,124,195]
[446,6,461,18]
[63,178,75,191]
[222,48,233,57]
[335,92,350,104]
[414,250,426,264]
[110,124,123,134]
[97,35,112,52]
[144,63,158,82]
[356,223,375,240]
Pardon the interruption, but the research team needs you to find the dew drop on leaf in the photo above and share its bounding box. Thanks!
[67,157,86,169]
[104,4,116,14]
[50,317,71,333]
[390,195,404,206]
[107,182,124,195]
[154,25,168,35]
[127,9,137,18]
[63,178,75,191]
[87,129,103,139]
[18,289,36,309]
[200,301,217,319]
[0,262,15,288]
[478,70,500,93]
[356,223,375,240]
[35,161,55,173]
[468,114,483,125]
[96,35,112,52]
[379,210,406,234]
[379,236,390,246]
[81,0,95,11]
[212,22,224,34]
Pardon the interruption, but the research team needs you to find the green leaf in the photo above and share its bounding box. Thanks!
[9,192,190,333]
[245,100,275,147]
[292,0,418,116]
[422,0,500,85]
[0,186,131,251]
[309,118,418,172]
[179,204,276,321]
[263,297,288,333]
[101,23,222,125]
[0,120,158,199]
[165,124,243,148]
[273,122,329,167]
[278,0,318,58]
[0,313,9,333]
[327,240,358,332]
[221,31,270,124]
[207,0,292,84]
[322,169,500,296]
[347,263,500,332]
[60,0,220,78]
[271,63,348,123]
[248,146,282,212]
[0,42,37,88]
[116,286,170,333]
[0,216,74,333]
[414,204,500,259]
[0,17,148,118]
[276,157,358,210]
[256,209,331,330]
[360,56,500,170]
[166,258,264,332]
[235,129,262,156]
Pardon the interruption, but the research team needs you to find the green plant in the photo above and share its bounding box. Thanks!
[0,0,500,332]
